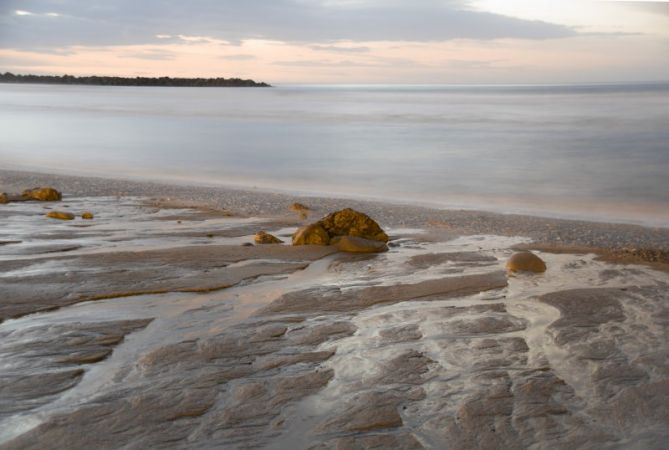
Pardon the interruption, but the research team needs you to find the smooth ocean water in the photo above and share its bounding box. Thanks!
[1,83,668,225]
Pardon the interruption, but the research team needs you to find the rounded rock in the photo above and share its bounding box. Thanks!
[81,212,95,220]
[506,251,547,273]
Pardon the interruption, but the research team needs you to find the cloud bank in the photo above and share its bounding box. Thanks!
[0,0,575,51]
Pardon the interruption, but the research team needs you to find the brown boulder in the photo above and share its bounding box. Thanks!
[292,223,330,246]
[0,193,7,204]
[317,208,388,242]
[81,212,95,220]
[47,211,75,221]
[23,187,62,201]
[254,231,283,244]
[333,236,388,254]
[506,251,546,273]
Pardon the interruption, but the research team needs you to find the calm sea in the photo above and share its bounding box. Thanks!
[1,83,668,226]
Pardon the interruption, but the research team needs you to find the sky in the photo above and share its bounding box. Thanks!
[0,0,668,84]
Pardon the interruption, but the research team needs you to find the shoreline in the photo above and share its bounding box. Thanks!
[2,168,668,264]
[2,169,669,448]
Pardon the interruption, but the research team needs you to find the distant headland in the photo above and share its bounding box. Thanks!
[0,72,271,87]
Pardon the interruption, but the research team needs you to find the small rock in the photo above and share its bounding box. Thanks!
[506,251,546,273]
[47,211,75,221]
[290,202,310,213]
[81,212,94,220]
[0,193,8,204]
[254,231,284,244]
[23,187,62,202]
[333,236,388,253]
[293,223,330,246]
[291,203,310,220]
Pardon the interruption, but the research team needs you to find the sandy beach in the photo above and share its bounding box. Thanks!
[1,169,669,449]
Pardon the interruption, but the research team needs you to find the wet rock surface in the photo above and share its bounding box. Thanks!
[0,319,151,419]
[0,190,668,449]
[333,235,389,253]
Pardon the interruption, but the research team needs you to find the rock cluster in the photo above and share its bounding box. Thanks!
[23,187,62,201]
[292,208,389,253]
[0,186,62,204]
[319,208,389,242]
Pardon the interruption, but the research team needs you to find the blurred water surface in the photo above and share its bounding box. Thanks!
[1,82,668,225]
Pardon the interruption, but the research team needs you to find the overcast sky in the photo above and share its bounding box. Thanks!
[1,0,668,83]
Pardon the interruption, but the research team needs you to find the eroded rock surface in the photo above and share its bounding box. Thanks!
[0,319,151,419]
[0,244,336,321]
[259,271,508,315]
[2,195,668,450]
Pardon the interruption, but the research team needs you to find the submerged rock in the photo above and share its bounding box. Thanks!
[23,187,62,202]
[333,235,388,253]
[506,251,546,273]
[292,223,330,246]
[81,212,95,220]
[318,208,388,242]
[254,231,283,244]
[46,211,75,221]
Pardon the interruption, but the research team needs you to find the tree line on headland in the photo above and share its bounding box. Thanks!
[0,72,271,87]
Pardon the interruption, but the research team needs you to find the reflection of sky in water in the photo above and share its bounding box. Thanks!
[1,83,668,224]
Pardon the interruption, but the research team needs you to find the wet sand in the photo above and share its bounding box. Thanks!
[1,170,668,449]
